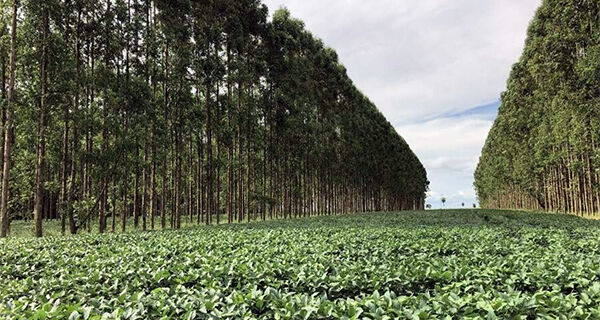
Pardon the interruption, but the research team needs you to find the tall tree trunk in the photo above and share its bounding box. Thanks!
[196,130,204,224]
[108,177,114,232]
[150,137,156,230]
[237,77,244,223]
[188,133,193,224]
[142,141,148,231]
[148,0,156,230]
[121,116,129,233]
[161,40,168,230]
[134,147,140,228]
[33,6,49,237]
[226,45,233,223]
[0,50,6,203]
[174,100,181,229]
[215,80,221,225]
[0,0,18,238]
[205,45,213,225]
[99,0,112,234]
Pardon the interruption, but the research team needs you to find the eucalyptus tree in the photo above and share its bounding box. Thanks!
[476,0,600,217]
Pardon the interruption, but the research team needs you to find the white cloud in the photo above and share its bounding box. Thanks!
[262,0,540,123]
[458,189,476,199]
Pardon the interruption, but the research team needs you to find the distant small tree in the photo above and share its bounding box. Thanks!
[461,202,465,208]
[473,203,477,209]
[426,204,432,210]
[441,197,446,208]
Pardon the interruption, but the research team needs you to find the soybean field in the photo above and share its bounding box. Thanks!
[2,210,600,319]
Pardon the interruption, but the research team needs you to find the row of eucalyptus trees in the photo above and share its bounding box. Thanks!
[0,0,428,237]
[475,0,600,216]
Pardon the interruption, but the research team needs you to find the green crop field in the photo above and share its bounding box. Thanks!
[2,210,600,319]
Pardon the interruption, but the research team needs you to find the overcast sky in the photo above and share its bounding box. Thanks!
[262,0,541,209]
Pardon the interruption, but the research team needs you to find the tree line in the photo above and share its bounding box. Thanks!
[0,0,428,237]
[475,0,600,216]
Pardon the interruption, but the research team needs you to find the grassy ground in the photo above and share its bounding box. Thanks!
[8,212,237,238]
[8,208,598,238]
[3,210,600,318]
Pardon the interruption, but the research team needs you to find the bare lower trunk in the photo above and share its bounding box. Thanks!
[0,0,18,238]
[33,6,49,237]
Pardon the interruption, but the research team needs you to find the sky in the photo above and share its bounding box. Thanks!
[262,0,541,209]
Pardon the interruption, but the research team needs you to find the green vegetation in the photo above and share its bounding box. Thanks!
[475,0,600,216]
[0,0,427,238]
[3,210,600,319]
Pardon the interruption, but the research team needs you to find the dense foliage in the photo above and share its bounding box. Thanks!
[3,210,600,318]
[0,0,427,237]
[475,0,600,216]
